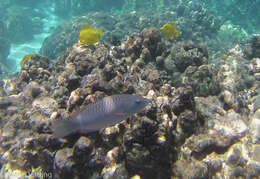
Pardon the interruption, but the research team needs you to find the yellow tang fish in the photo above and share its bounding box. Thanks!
[20,54,32,67]
[160,22,180,39]
[20,52,38,67]
[221,54,229,60]
[78,24,103,45]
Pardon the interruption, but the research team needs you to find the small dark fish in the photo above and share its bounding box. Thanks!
[52,94,151,138]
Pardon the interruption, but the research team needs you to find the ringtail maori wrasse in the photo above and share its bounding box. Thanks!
[52,94,151,138]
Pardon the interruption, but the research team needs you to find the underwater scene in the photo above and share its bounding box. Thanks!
[0,0,260,178]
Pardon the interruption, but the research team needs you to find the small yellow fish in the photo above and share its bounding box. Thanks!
[20,54,32,67]
[221,54,229,60]
[78,24,103,45]
[160,22,180,39]
[20,52,38,67]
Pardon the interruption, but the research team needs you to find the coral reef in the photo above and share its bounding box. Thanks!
[0,28,259,178]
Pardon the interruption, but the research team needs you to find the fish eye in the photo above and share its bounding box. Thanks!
[135,99,141,103]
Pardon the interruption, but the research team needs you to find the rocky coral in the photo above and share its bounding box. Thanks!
[0,28,259,178]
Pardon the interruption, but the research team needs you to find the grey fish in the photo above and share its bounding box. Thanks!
[52,94,151,138]
[0,80,7,96]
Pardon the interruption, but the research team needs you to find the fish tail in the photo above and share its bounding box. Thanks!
[97,27,103,35]
[52,119,79,138]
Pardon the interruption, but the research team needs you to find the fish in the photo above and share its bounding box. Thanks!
[52,94,151,138]
[0,80,7,96]
[78,24,103,45]
[20,54,32,67]
[160,22,180,39]
[221,54,229,60]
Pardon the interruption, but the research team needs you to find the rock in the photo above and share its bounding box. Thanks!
[6,106,19,115]
[244,34,260,59]
[73,136,93,159]
[141,27,162,57]
[87,147,106,170]
[171,87,194,115]
[0,97,12,109]
[126,143,151,168]
[170,41,208,73]
[183,64,220,96]
[253,95,260,113]
[32,97,58,116]
[1,79,20,96]
[246,162,260,178]
[102,64,117,81]
[0,164,28,178]
[19,54,50,83]
[188,103,248,156]
[219,90,235,109]
[1,119,16,140]
[251,58,260,73]
[29,112,52,134]
[226,144,247,166]
[178,110,197,133]
[203,156,222,174]
[164,55,178,72]
[126,34,143,60]
[67,88,89,111]
[172,157,208,179]
[252,145,260,163]
[231,167,247,178]
[155,56,164,67]
[102,163,128,179]
[104,147,122,166]
[54,148,75,178]
[250,116,260,144]
[252,34,260,58]
[211,110,248,147]
[58,69,80,92]
[101,126,120,147]
[195,96,226,122]
[23,81,44,99]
